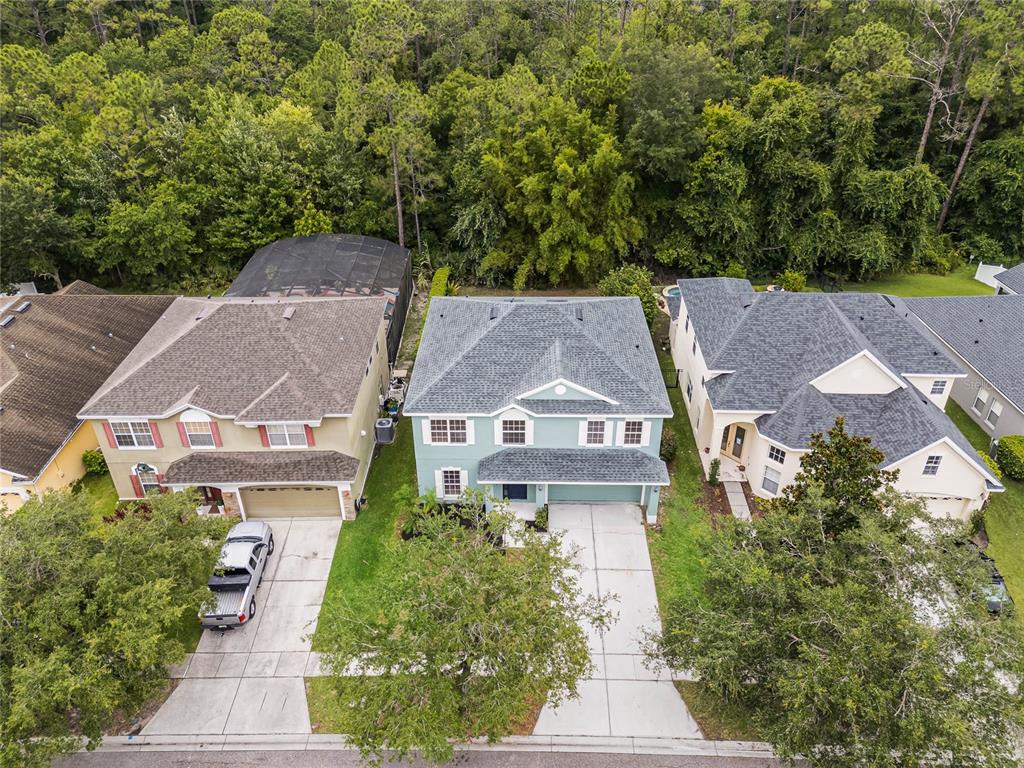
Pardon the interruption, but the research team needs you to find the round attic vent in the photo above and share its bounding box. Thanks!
[554,385,567,395]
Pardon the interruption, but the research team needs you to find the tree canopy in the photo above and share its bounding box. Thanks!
[0,490,229,767]
[655,419,1024,768]
[2,0,1022,291]
[315,490,611,764]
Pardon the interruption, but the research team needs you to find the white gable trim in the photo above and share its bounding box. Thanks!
[884,437,1001,486]
[809,350,905,391]
[516,378,619,405]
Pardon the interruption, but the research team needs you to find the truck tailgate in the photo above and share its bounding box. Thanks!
[204,589,245,622]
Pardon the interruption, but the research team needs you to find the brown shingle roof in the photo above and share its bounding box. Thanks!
[79,296,386,421]
[57,280,108,296]
[0,293,176,479]
[164,450,359,484]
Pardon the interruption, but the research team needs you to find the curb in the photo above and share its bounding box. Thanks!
[96,732,776,758]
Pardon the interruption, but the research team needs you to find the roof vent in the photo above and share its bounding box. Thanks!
[575,306,584,322]
[883,296,896,308]
[14,301,31,313]
[978,317,984,322]
[282,306,296,320]
[0,316,14,328]
[489,306,498,320]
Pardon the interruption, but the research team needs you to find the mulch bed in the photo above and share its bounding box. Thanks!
[701,482,735,528]
[105,678,179,736]
[740,482,763,519]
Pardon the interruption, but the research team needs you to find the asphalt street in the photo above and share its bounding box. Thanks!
[56,749,791,768]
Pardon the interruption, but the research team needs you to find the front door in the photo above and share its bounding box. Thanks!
[502,484,528,501]
[201,486,223,504]
[731,426,746,459]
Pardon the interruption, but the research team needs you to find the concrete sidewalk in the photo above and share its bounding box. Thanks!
[533,504,701,739]
[143,519,340,737]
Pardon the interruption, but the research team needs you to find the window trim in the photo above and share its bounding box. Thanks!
[622,420,644,446]
[761,466,781,495]
[985,401,1002,428]
[440,468,464,499]
[930,380,947,396]
[923,455,942,476]
[182,420,216,449]
[767,445,786,464]
[265,423,308,448]
[110,420,156,449]
[133,462,161,495]
[584,419,606,446]
[429,417,469,445]
[972,388,989,414]
[501,419,527,445]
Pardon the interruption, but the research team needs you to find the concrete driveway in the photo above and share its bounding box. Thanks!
[533,504,702,739]
[143,518,340,736]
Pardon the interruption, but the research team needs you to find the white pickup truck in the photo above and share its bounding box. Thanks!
[200,521,275,631]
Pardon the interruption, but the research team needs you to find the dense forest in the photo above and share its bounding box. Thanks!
[1,0,1022,293]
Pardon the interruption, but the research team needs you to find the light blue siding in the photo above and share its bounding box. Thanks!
[412,412,667,510]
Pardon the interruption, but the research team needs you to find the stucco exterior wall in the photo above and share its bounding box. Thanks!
[890,441,992,520]
[90,322,390,501]
[947,368,1024,443]
[813,354,900,395]
[1,422,98,511]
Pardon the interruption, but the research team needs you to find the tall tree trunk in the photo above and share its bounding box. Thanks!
[618,0,629,38]
[792,10,810,79]
[387,106,406,248]
[916,35,952,164]
[945,43,972,152]
[782,2,796,77]
[937,94,989,233]
[408,150,422,254]
[30,0,49,51]
[597,0,604,49]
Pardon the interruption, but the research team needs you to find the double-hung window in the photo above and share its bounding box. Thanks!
[135,463,161,494]
[430,418,468,444]
[267,423,307,447]
[685,375,693,402]
[972,388,989,414]
[111,421,155,448]
[441,469,463,497]
[985,402,1002,428]
[586,420,605,445]
[923,455,942,476]
[183,421,214,447]
[768,445,786,464]
[761,466,781,495]
[930,380,947,395]
[622,420,644,446]
[502,419,526,445]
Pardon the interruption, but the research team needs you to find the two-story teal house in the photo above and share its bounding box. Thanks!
[404,297,672,523]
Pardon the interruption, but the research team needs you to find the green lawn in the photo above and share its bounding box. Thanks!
[74,471,119,528]
[313,417,416,648]
[943,401,1024,623]
[842,264,991,297]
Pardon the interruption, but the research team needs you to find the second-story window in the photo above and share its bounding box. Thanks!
[768,445,786,464]
[930,380,947,395]
[111,421,155,448]
[622,420,644,446]
[267,423,308,447]
[430,418,468,444]
[502,420,527,445]
[586,420,605,445]
[923,455,942,475]
[183,421,215,447]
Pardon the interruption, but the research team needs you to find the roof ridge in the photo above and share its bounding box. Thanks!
[236,372,292,421]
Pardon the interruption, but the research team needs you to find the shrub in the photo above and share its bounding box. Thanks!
[82,449,107,475]
[777,269,807,292]
[996,436,1024,480]
[709,458,721,486]
[598,264,658,326]
[430,267,451,298]
[660,425,678,465]
[723,261,747,279]
[978,450,1003,480]
[534,503,549,531]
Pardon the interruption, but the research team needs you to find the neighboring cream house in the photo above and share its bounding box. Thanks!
[79,296,389,519]
[669,278,1002,520]
[0,283,173,511]
[906,295,1024,442]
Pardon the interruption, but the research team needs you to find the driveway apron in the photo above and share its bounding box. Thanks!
[144,518,340,736]
[533,504,702,739]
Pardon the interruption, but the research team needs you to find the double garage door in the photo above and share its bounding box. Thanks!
[548,484,643,503]
[240,486,341,518]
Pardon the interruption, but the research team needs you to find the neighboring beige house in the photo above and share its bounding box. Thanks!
[669,279,1002,521]
[906,295,1024,442]
[79,296,389,519]
[0,283,174,511]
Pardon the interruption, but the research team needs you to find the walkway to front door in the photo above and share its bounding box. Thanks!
[533,504,701,739]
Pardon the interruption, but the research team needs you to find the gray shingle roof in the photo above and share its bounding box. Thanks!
[994,263,1024,294]
[164,450,359,485]
[79,296,385,421]
[477,448,669,485]
[679,279,997,480]
[905,295,1024,412]
[406,297,671,415]
[0,290,175,479]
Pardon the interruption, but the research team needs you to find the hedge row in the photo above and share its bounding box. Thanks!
[996,435,1024,481]
[430,267,450,298]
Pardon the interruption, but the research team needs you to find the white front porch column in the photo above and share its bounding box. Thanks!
[707,420,727,476]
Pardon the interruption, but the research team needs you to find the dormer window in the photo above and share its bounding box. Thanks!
[923,455,942,476]
[183,421,215,447]
[930,380,947,395]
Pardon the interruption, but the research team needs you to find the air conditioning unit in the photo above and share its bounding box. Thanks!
[375,418,396,444]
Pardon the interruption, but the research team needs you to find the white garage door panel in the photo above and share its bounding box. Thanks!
[241,486,340,518]
[922,495,969,521]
